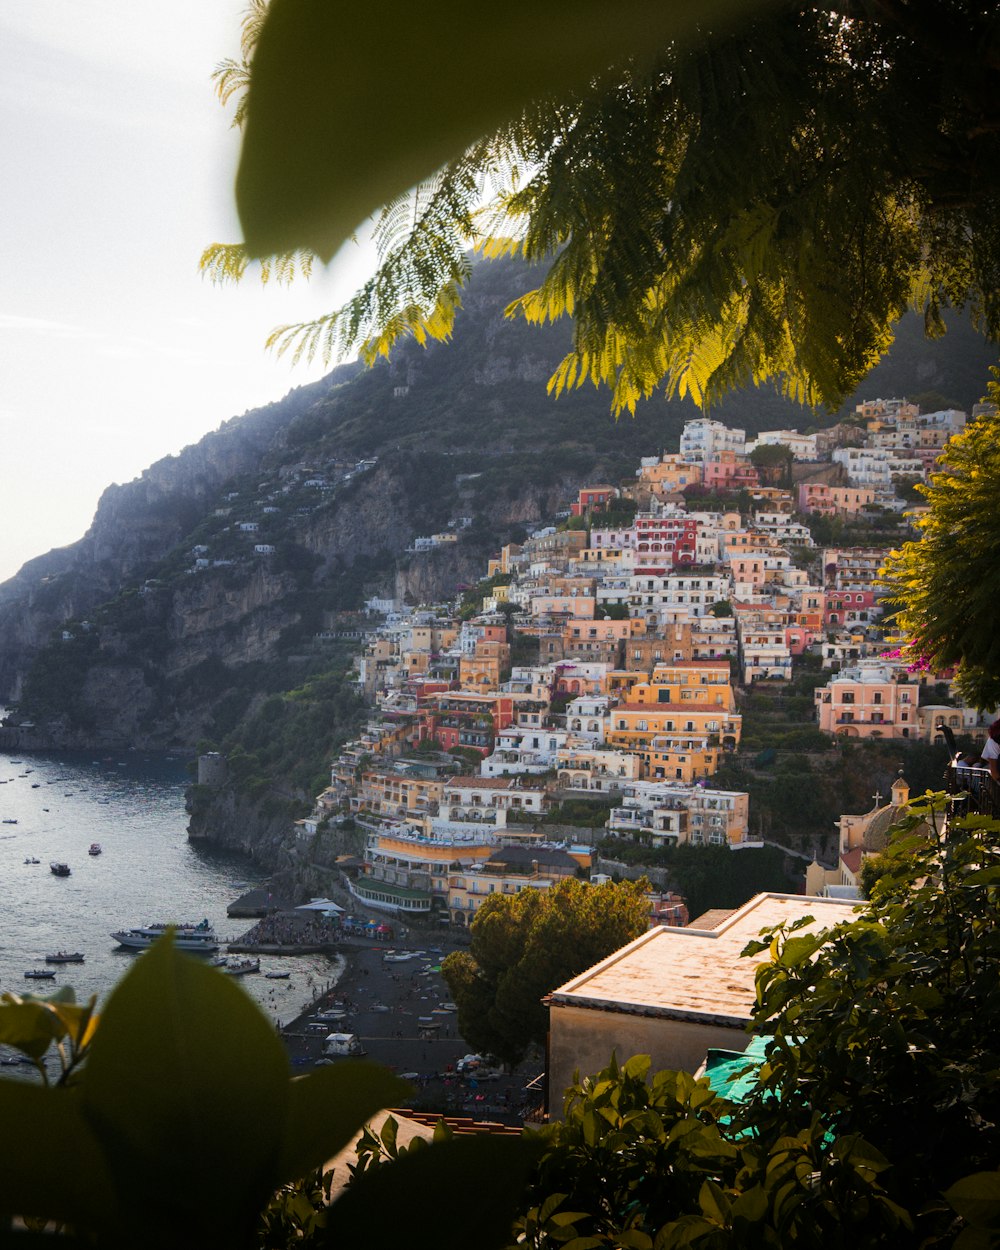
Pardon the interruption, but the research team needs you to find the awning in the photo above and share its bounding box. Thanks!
[295,898,345,914]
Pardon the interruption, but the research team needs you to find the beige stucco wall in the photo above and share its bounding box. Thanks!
[547,1003,752,1117]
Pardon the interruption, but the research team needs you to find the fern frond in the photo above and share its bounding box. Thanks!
[199,243,314,286]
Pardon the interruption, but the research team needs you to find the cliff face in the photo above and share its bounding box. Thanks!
[0,255,992,758]
[187,785,300,871]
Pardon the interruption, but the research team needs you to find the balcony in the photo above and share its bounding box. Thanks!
[945,764,1000,820]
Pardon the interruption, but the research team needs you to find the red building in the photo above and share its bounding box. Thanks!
[633,515,699,567]
[570,486,618,517]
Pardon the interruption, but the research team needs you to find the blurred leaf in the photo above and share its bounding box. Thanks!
[323,1135,539,1250]
[0,1080,115,1231]
[277,1064,410,1183]
[0,998,68,1059]
[78,936,290,1249]
[945,1171,1000,1230]
[237,0,759,260]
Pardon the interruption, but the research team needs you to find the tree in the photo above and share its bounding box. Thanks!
[208,1,999,414]
[880,371,1000,708]
[441,877,649,1066]
[749,442,793,486]
[506,797,1000,1249]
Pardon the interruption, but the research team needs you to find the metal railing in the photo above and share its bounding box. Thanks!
[938,723,1000,819]
[945,764,1000,820]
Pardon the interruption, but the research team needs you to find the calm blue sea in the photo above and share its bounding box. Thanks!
[0,746,340,1043]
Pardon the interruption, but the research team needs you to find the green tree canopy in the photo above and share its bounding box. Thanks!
[209,0,1000,414]
[880,371,1000,708]
[441,877,649,1066]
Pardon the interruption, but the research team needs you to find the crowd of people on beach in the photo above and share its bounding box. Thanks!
[238,911,337,948]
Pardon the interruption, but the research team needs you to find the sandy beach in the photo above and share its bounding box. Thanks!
[273,926,537,1126]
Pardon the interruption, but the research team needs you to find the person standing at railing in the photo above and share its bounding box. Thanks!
[959,721,1000,774]
[981,721,1000,781]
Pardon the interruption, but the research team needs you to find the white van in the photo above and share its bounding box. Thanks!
[322,1032,366,1057]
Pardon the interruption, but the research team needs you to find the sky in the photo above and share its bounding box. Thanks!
[0,3,375,584]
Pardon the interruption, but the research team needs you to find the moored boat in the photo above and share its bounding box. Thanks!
[110,920,219,953]
[264,970,290,979]
[226,957,260,976]
[45,952,85,964]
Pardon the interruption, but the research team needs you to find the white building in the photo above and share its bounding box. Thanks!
[680,418,746,460]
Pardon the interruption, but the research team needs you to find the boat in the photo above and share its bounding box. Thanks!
[383,951,415,963]
[110,920,219,953]
[209,955,229,968]
[23,857,40,865]
[49,862,71,877]
[88,843,102,855]
[2,819,17,825]
[264,970,290,979]
[226,957,260,976]
[45,952,85,964]
[24,969,57,980]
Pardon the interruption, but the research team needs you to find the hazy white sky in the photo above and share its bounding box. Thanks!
[0,3,374,583]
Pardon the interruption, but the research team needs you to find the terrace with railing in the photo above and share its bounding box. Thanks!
[939,724,1000,819]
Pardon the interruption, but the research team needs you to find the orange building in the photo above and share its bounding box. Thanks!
[606,660,741,779]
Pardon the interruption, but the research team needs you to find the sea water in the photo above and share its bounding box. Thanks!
[0,747,339,1037]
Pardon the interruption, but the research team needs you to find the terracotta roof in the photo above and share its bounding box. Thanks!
[686,908,735,929]
[840,846,864,875]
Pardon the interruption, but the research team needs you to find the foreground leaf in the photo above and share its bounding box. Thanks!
[78,937,290,1249]
[277,1062,411,1184]
[236,0,756,260]
[0,1080,115,1231]
[324,1134,539,1250]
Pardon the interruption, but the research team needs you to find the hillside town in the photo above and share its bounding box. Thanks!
[248,398,997,926]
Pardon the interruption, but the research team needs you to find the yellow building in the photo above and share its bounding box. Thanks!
[459,638,511,693]
[606,660,741,779]
[353,770,445,821]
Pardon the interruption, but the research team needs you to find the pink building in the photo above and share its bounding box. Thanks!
[825,588,877,627]
[702,451,760,492]
[798,482,877,516]
[814,662,920,738]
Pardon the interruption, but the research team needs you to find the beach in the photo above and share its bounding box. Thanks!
[269,922,536,1126]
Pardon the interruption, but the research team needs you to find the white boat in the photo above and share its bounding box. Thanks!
[110,921,219,953]
[382,951,415,963]
[226,957,260,976]
[264,970,290,979]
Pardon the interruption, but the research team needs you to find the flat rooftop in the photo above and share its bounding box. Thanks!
[549,893,860,1028]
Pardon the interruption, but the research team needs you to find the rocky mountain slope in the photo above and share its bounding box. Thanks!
[0,255,994,758]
